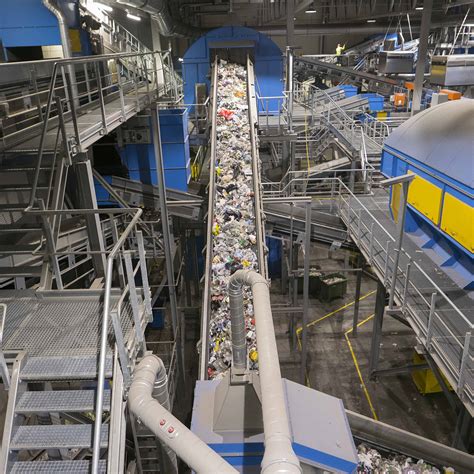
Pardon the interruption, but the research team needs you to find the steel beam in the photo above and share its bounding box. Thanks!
[412,0,433,114]
[369,280,386,379]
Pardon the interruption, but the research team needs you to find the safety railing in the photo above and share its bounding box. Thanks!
[256,94,288,133]
[183,97,211,136]
[98,7,183,96]
[0,304,9,390]
[262,167,376,198]
[360,113,391,145]
[0,49,180,153]
[335,179,473,406]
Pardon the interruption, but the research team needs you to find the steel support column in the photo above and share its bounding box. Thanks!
[412,0,433,114]
[286,0,295,47]
[352,256,363,336]
[369,280,386,379]
[150,104,184,379]
[300,202,311,385]
[453,405,472,452]
[69,159,106,277]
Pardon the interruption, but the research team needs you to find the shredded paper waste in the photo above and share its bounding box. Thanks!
[357,444,450,473]
[208,61,259,379]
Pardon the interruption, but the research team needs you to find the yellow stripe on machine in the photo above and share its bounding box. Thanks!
[407,171,443,225]
[440,193,474,253]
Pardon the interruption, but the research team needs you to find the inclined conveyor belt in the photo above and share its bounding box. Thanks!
[199,57,267,380]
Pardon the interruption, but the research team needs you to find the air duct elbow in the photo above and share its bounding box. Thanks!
[129,355,237,473]
[42,0,72,58]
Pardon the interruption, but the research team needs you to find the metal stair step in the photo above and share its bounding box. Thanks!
[16,389,111,414]
[11,460,107,473]
[10,424,109,450]
[21,355,113,381]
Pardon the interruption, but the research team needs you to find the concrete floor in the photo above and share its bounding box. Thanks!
[272,246,456,448]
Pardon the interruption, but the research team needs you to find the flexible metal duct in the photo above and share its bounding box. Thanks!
[228,270,302,474]
[116,0,202,37]
[42,0,73,58]
[128,355,237,473]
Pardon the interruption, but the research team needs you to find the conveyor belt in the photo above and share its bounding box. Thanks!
[296,57,401,94]
[199,58,267,379]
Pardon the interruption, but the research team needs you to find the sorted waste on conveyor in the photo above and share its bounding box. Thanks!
[357,444,451,474]
[208,60,260,379]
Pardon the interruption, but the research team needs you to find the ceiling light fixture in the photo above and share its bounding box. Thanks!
[305,2,317,13]
[127,12,141,21]
[95,2,112,12]
[415,6,424,10]
[367,19,376,23]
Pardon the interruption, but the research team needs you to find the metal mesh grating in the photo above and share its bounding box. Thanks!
[2,292,141,357]
[11,460,107,473]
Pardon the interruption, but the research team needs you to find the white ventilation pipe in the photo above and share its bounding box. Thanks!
[128,355,237,474]
[228,270,302,474]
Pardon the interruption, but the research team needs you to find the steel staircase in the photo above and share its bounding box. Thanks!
[1,351,116,472]
[0,9,180,473]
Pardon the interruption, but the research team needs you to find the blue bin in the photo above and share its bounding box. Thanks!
[339,85,358,98]
[362,93,384,112]
[150,307,164,329]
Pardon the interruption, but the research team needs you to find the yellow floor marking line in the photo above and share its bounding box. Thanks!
[294,290,378,418]
[296,289,376,338]
[344,314,378,420]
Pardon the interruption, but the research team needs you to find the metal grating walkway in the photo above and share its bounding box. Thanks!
[1,290,142,357]
[339,190,474,414]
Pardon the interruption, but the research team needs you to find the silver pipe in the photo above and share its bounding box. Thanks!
[128,355,237,473]
[228,270,301,474]
[42,0,72,59]
[91,209,143,474]
[42,0,79,106]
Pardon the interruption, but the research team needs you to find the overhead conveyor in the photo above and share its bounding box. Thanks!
[295,56,401,95]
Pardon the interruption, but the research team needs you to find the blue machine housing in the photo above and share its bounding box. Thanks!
[381,100,474,290]
[182,26,283,111]
[0,0,91,58]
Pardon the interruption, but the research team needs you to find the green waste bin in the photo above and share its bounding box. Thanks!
[297,269,323,296]
[318,273,347,302]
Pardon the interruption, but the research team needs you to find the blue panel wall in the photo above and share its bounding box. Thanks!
[117,110,191,192]
[182,26,283,111]
[0,0,61,48]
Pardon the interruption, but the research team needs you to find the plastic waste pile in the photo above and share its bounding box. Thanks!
[208,61,259,379]
[357,444,446,473]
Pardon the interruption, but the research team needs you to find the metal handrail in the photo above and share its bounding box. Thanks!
[333,179,472,329]
[91,207,143,473]
[0,304,9,390]
[20,50,178,209]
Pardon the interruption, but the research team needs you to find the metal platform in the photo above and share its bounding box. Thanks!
[1,290,143,357]
[339,189,474,414]
[10,460,107,473]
